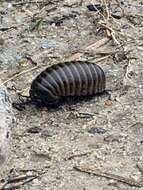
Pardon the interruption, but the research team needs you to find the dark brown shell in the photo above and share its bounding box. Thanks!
[29,61,106,106]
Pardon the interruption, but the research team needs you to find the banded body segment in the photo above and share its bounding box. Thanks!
[89,63,103,94]
[60,63,75,96]
[48,65,68,96]
[40,70,61,96]
[75,63,88,96]
[81,63,94,95]
[62,63,82,96]
[95,65,106,93]
[87,63,98,94]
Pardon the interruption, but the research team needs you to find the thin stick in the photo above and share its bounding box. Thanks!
[0,170,48,189]
[0,26,17,31]
[0,66,40,87]
[12,1,52,6]
[103,0,110,20]
[6,175,36,184]
[94,55,110,62]
[74,166,143,187]
[99,23,120,45]
[85,37,110,50]
[92,1,107,22]
[64,151,93,161]
[0,176,38,190]
[66,37,110,61]
[136,163,143,176]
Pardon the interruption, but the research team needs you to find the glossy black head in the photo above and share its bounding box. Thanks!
[29,80,60,107]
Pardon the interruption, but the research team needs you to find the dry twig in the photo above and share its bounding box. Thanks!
[0,66,40,87]
[74,166,143,187]
[0,175,38,190]
[0,170,48,190]
[12,1,53,6]
[0,26,17,32]
[89,1,121,45]
[137,163,143,176]
[85,37,110,50]
[99,23,120,45]
[103,0,110,21]
[66,37,110,61]
[64,150,93,161]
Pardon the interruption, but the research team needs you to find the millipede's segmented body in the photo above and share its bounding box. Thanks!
[29,61,106,106]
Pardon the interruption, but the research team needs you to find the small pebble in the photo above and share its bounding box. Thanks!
[27,127,41,134]
[105,100,113,106]
[0,38,5,46]
[88,127,106,134]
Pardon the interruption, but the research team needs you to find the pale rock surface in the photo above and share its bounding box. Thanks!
[0,83,15,176]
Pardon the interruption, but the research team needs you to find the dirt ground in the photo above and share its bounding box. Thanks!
[0,0,143,189]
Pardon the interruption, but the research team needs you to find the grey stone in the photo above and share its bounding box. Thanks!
[0,83,15,175]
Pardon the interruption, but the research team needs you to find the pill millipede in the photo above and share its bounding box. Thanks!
[13,61,106,110]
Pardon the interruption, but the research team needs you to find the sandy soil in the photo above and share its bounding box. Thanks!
[0,0,143,189]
